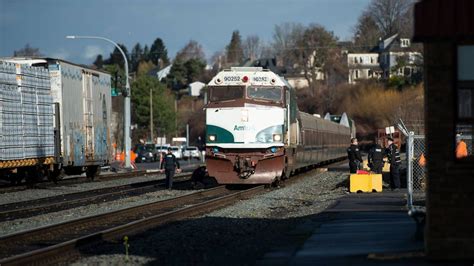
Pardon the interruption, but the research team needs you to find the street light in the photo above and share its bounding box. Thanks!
[66,35,132,169]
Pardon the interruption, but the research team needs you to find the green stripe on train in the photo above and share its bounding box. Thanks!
[206,125,235,143]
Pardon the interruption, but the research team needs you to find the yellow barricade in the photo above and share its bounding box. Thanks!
[350,173,383,193]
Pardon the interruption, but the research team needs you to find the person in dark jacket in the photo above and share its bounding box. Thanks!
[386,137,401,190]
[368,139,384,174]
[160,148,181,189]
[347,138,363,173]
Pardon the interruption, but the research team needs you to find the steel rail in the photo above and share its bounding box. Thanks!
[0,170,150,194]
[0,173,193,221]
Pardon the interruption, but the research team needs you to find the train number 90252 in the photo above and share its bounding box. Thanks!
[223,76,240,82]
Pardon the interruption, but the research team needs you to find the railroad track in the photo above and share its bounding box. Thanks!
[0,164,204,194]
[0,173,193,222]
[0,160,345,265]
[0,170,150,194]
[0,185,266,266]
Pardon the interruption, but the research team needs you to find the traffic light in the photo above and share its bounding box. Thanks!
[111,71,122,96]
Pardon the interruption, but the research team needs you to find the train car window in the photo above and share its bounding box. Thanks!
[208,86,244,102]
[247,86,282,102]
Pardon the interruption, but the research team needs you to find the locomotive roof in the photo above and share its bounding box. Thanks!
[209,67,289,87]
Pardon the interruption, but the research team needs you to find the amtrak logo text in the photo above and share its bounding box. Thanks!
[234,125,256,131]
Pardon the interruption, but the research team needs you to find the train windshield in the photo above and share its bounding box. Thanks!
[247,86,282,102]
[209,86,244,102]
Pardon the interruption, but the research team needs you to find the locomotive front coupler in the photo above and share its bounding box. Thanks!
[233,156,255,179]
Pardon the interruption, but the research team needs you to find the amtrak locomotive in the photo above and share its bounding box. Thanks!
[205,67,355,184]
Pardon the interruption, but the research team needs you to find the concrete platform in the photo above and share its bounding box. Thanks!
[258,191,462,265]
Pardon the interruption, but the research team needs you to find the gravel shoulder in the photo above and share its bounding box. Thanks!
[71,169,349,266]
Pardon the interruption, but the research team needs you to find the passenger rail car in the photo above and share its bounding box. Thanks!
[205,67,354,185]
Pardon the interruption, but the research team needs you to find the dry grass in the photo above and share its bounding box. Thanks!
[337,82,424,136]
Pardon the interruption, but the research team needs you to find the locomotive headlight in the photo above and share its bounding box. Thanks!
[208,135,216,141]
[256,125,283,143]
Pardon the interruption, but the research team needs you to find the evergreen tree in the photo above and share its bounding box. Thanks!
[184,58,206,83]
[130,43,143,72]
[93,54,104,69]
[165,58,206,90]
[14,43,42,57]
[149,38,170,67]
[107,44,129,68]
[143,45,150,62]
[226,30,244,65]
[165,59,187,90]
[131,76,176,137]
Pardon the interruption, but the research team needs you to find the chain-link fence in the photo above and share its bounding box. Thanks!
[412,136,426,190]
[405,132,426,209]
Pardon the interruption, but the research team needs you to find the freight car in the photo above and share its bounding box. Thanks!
[204,67,354,185]
[0,58,112,183]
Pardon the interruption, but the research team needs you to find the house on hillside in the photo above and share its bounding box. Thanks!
[378,34,422,80]
[346,34,423,84]
[347,53,382,84]
[243,57,323,90]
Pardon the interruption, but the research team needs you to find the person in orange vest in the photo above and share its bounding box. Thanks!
[455,134,468,159]
[418,153,426,167]
[119,150,138,169]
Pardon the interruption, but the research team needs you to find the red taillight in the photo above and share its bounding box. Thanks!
[242,76,249,82]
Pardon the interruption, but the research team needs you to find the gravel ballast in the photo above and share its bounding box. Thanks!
[0,174,168,205]
[0,188,195,237]
[71,169,349,265]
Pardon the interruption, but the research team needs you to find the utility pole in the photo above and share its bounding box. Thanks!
[150,87,153,143]
[174,91,178,137]
[186,123,189,146]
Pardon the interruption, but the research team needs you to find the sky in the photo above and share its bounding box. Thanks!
[0,0,371,65]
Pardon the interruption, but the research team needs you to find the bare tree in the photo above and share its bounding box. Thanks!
[210,51,225,72]
[295,24,338,95]
[13,44,42,57]
[175,40,206,62]
[260,44,275,59]
[352,11,381,51]
[242,35,262,61]
[398,4,415,38]
[367,0,414,37]
[272,22,304,69]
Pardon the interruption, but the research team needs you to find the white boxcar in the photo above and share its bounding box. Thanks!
[47,59,112,174]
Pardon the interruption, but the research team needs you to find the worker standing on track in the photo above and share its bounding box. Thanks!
[160,147,181,189]
[368,139,384,174]
[386,137,401,190]
[347,138,363,174]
